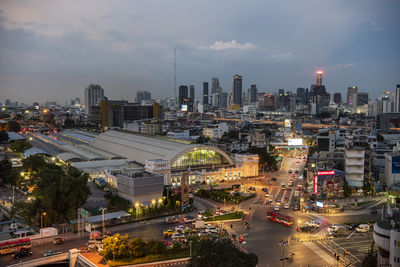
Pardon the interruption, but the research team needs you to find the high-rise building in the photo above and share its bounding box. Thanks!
[212,93,221,107]
[178,85,188,108]
[221,92,228,109]
[296,88,306,104]
[263,94,276,111]
[136,90,151,103]
[316,70,323,86]
[347,86,358,105]
[232,75,243,106]
[203,82,209,105]
[333,93,342,104]
[211,78,220,94]
[356,93,369,107]
[85,84,105,116]
[311,86,330,113]
[394,84,400,113]
[189,85,195,101]
[247,84,257,103]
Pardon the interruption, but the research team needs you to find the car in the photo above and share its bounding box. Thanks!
[296,161,300,164]
[175,225,187,232]
[262,188,269,193]
[295,170,299,174]
[11,249,32,259]
[219,210,230,215]
[284,203,289,209]
[274,205,280,211]
[355,224,370,233]
[183,216,196,223]
[265,193,269,198]
[299,226,314,233]
[163,229,176,236]
[305,221,321,228]
[53,237,65,245]
[44,250,62,257]
[172,233,186,240]
[328,224,344,234]
[248,187,256,191]
[288,180,293,186]
[272,177,277,181]
[206,226,219,234]
[288,170,292,173]
[197,210,205,219]
[284,196,289,201]
[276,200,281,205]
[165,216,179,224]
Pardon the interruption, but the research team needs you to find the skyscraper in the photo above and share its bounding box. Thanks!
[85,84,104,116]
[136,90,151,103]
[395,84,400,113]
[178,85,188,108]
[189,85,195,101]
[316,70,323,86]
[203,82,209,105]
[347,86,358,105]
[333,93,342,104]
[247,84,257,103]
[232,75,243,106]
[221,92,228,109]
[296,88,306,104]
[211,78,220,94]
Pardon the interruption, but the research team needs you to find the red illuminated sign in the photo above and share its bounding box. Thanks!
[313,176,318,194]
[317,171,335,175]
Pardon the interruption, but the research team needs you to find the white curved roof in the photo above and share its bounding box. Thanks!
[57,152,83,162]
[23,148,49,157]
[90,130,233,165]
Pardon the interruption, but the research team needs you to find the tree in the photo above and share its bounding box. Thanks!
[7,120,21,132]
[305,137,313,147]
[0,131,8,143]
[0,159,12,185]
[10,140,32,153]
[129,238,146,258]
[22,155,47,176]
[100,234,130,260]
[12,165,90,225]
[145,239,166,255]
[247,146,278,171]
[188,239,258,267]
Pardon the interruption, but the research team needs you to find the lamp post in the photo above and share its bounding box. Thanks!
[279,240,288,267]
[189,240,193,257]
[99,207,106,238]
[40,212,46,229]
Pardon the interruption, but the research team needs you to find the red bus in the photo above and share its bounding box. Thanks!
[0,238,31,255]
[266,211,294,226]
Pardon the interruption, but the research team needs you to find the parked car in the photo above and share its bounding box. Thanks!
[11,249,32,259]
[262,188,269,193]
[172,233,186,241]
[299,226,314,233]
[248,187,256,191]
[345,224,359,230]
[163,229,176,236]
[44,250,62,257]
[284,203,289,209]
[183,216,196,223]
[175,225,187,232]
[165,216,179,224]
[53,237,65,245]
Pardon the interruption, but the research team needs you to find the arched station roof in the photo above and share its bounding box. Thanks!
[90,130,234,167]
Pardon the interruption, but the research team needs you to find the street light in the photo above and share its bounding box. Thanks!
[40,212,47,229]
[189,240,193,257]
[99,207,106,238]
[279,240,288,267]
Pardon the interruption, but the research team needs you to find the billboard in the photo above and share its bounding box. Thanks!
[316,170,345,197]
[284,119,291,128]
[288,139,303,146]
[313,176,318,194]
[316,201,323,208]
[181,171,189,210]
[392,156,400,174]
[181,105,188,112]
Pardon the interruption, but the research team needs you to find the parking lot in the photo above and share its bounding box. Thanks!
[315,233,374,266]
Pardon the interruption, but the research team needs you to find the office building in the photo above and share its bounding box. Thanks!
[333,93,342,104]
[297,88,307,104]
[178,85,188,108]
[232,75,243,106]
[247,84,257,103]
[136,90,151,103]
[203,82,209,105]
[344,139,365,188]
[189,85,195,101]
[211,78,220,94]
[221,92,228,109]
[263,94,276,111]
[84,84,104,116]
[395,84,400,113]
[347,86,358,105]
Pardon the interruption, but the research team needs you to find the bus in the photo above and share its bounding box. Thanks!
[0,238,31,255]
[266,211,294,226]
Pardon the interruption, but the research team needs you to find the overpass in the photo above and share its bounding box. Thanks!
[7,253,70,267]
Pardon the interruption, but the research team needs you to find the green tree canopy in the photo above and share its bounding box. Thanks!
[188,239,258,267]
[10,140,32,153]
[100,234,130,260]
[0,131,9,143]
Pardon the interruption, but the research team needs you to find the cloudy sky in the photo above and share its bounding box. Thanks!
[0,0,399,104]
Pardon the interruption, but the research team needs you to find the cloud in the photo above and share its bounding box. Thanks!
[332,62,356,69]
[370,21,383,31]
[204,40,255,51]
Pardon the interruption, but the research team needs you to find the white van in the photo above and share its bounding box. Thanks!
[355,224,370,233]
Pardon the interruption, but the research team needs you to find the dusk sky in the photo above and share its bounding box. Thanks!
[0,0,399,104]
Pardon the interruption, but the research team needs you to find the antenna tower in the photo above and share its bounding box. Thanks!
[174,48,177,99]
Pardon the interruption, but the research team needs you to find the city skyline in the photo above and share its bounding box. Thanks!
[0,0,399,104]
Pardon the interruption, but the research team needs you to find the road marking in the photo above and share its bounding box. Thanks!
[303,241,336,265]
[347,230,356,239]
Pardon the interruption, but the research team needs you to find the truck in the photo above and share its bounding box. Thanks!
[195,220,207,229]
[40,227,58,238]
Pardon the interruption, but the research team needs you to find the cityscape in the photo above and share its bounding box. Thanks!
[0,1,399,267]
